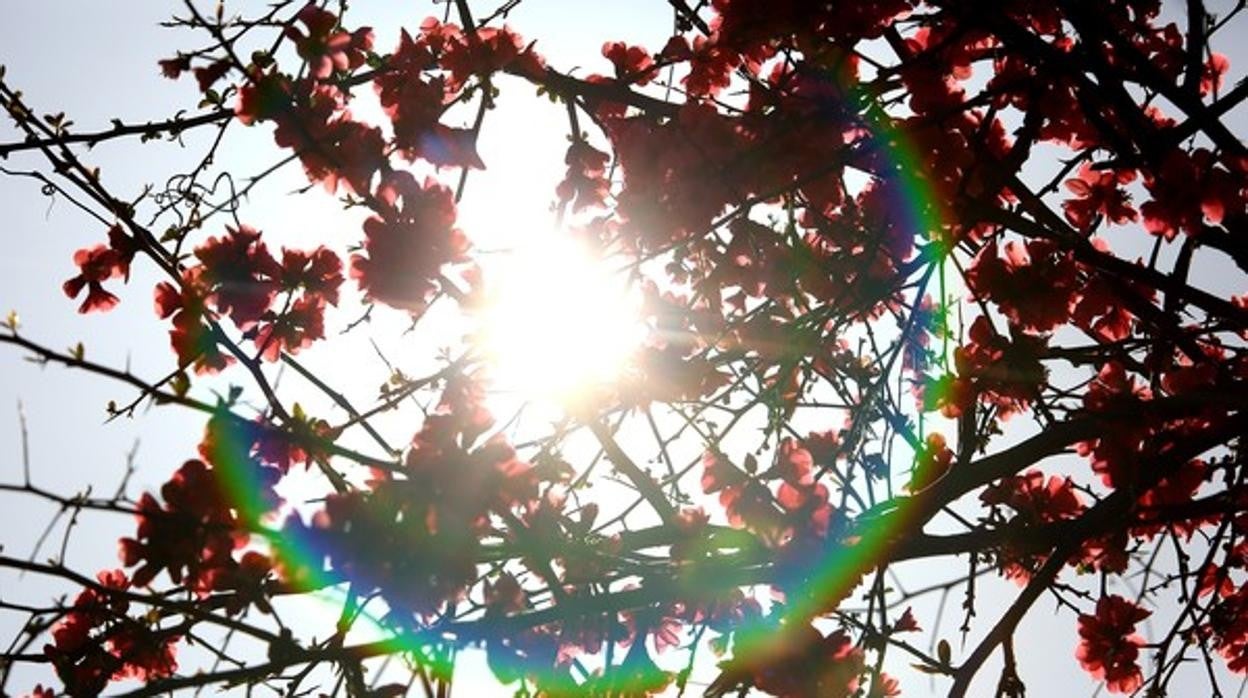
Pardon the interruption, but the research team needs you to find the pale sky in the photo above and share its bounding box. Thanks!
[1,1,1245,696]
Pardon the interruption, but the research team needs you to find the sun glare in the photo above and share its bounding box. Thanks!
[475,232,646,404]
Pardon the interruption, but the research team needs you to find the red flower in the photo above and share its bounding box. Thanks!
[106,623,179,681]
[1075,595,1150,694]
[264,81,385,194]
[158,55,190,79]
[118,416,281,597]
[907,433,953,492]
[700,450,789,536]
[351,172,469,313]
[937,316,1047,418]
[235,70,293,126]
[1140,148,1239,241]
[1132,458,1209,539]
[49,611,93,656]
[197,412,284,523]
[1061,163,1138,231]
[284,4,373,79]
[1077,362,1154,488]
[920,372,973,418]
[701,450,746,497]
[235,69,385,195]
[63,245,123,313]
[436,21,545,92]
[767,439,814,486]
[249,412,334,474]
[154,269,232,374]
[775,480,833,539]
[41,567,195,692]
[374,21,541,168]
[1208,583,1248,673]
[981,470,1084,523]
[602,41,656,84]
[802,429,841,467]
[966,239,1078,332]
[62,225,138,313]
[868,673,902,698]
[1072,249,1139,342]
[1197,562,1237,600]
[193,59,230,93]
[193,224,279,328]
[374,30,446,153]
[315,118,387,194]
[684,36,740,97]
[117,460,240,588]
[556,141,611,211]
[605,102,748,249]
[201,550,274,615]
[414,124,486,169]
[252,295,327,360]
[980,470,1085,583]
[893,607,921,633]
[1202,53,1230,96]
[735,624,865,698]
[659,36,692,61]
[278,246,343,306]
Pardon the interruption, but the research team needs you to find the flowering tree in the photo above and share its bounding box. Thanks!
[1,0,1246,696]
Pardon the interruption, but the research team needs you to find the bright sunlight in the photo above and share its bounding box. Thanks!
[474,231,646,404]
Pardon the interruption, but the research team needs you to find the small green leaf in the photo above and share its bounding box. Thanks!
[71,342,84,361]
[937,639,951,665]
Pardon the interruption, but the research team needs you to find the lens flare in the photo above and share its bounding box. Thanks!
[474,231,646,404]
[214,86,953,691]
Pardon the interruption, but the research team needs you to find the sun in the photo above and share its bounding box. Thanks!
[473,230,646,405]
